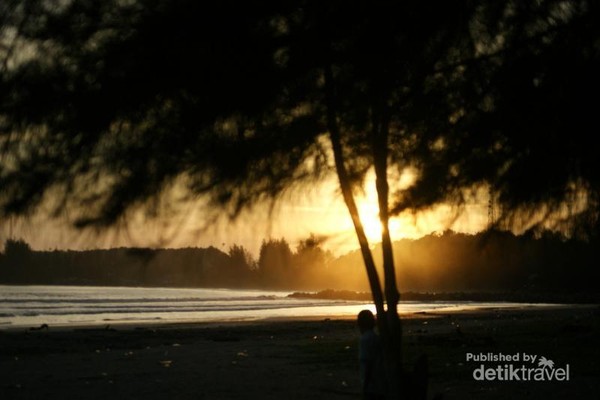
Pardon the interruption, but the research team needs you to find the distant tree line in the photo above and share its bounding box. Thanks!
[331,230,599,297]
[1,231,598,298]
[0,235,334,290]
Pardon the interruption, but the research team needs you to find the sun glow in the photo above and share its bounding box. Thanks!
[357,202,383,242]
[354,171,407,244]
[346,169,489,250]
[3,167,488,258]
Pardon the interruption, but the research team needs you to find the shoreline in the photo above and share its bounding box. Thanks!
[0,300,600,333]
[287,288,600,304]
[2,301,594,333]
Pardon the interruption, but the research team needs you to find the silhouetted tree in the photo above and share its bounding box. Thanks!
[2,1,599,398]
[258,238,293,288]
[2,238,31,257]
[228,244,256,272]
[292,234,333,289]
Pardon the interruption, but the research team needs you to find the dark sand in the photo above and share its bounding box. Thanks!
[1,304,599,399]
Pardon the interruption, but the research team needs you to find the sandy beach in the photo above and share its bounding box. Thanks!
[1,304,598,400]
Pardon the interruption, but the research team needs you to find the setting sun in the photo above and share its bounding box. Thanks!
[354,171,412,244]
[355,189,389,243]
[358,203,384,242]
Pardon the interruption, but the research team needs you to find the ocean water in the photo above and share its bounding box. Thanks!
[0,285,374,329]
[0,285,557,330]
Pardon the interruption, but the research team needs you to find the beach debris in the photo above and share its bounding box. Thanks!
[232,350,249,364]
[159,360,173,368]
[29,323,49,331]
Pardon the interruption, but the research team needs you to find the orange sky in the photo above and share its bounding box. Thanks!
[1,171,489,257]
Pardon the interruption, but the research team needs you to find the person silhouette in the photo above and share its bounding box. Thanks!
[357,309,386,400]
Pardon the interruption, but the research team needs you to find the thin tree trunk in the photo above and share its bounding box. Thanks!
[372,99,400,310]
[323,64,386,319]
[372,97,405,399]
[371,86,429,400]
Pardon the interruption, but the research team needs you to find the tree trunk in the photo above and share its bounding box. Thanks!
[371,96,405,399]
[369,83,428,400]
[323,64,386,319]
